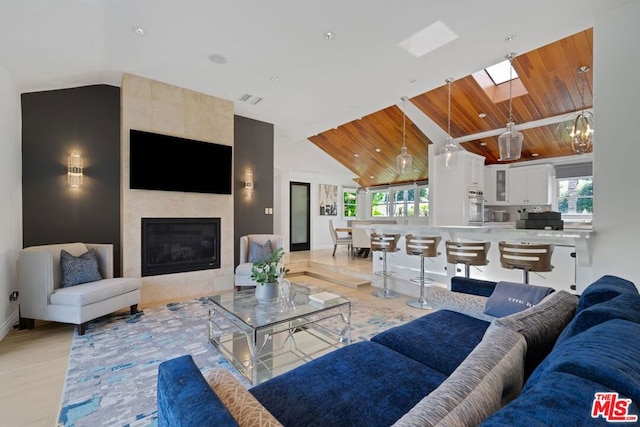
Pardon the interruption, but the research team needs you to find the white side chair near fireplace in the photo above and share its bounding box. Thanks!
[18,242,141,335]
[235,234,284,290]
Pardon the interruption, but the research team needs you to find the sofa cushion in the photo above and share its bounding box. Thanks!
[577,275,637,313]
[393,326,527,427]
[371,310,490,376]
[249,341,448,427]
[484,281,554,317]
[50,277,141,307]
[525,319,640,403]
[425,286,496,322]
[493,290,578,378]
[249,240,272,263]
[60,248,103,287]
[555,293,640,347]
[451,276,497,297]
[157,355,238,427]
[481,371,640,426]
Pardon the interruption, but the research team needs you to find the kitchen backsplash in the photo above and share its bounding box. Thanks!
[484,205,552,222]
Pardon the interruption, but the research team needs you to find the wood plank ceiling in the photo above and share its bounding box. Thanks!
[308,29,593,188]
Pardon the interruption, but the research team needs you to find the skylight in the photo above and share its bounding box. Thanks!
[485,59,519,85]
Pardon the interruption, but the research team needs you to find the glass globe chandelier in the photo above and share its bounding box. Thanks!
[439,77,458,168]
[498,53,523,161]
[396,96,413,174]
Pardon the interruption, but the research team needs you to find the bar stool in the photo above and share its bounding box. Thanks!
[445,240,490,278]
[498,242,555,284]
[371,233,401,299]
[405,235,441,309]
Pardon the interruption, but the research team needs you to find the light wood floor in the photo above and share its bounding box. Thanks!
[0,249,429,427]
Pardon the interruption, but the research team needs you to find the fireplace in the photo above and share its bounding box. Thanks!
[141,217,220,277]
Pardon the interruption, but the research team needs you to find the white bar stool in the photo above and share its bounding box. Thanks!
[498,241,554,284]
[405,235,441,309]
[371,233,401,299]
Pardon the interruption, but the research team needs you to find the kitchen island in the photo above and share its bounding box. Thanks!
[354,223,594,295]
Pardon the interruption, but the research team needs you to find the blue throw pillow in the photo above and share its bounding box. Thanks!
[249,240,272,263]
[484,281,554,317]
[60,248,103,287]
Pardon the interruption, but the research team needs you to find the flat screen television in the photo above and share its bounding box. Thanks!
[129,129,232,195]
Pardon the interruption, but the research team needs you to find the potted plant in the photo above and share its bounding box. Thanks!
[250,247,288,302]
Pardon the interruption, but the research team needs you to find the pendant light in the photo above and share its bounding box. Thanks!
[396,96,413,175]
[439,77,458,168]
[571,65,594,154]
[498,53,523,161]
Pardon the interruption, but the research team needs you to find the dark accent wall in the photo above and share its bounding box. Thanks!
[233,115,274,267]
[21,85,122,274]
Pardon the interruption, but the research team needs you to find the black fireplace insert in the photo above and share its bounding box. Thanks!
[141,217,220,277]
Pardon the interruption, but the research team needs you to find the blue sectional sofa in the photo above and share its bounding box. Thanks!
[156,275,639,426]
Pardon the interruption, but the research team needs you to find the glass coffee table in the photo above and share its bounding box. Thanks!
[208,283,351,385]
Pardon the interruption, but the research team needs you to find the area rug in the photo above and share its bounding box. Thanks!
[57,289,416,427]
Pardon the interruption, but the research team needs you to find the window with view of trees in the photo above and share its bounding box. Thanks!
[557,177,593,216]
[343,188,357,217]
[370,186,429,217]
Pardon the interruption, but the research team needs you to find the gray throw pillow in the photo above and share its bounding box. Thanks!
[60,248,103,287]
[249,240,272,263]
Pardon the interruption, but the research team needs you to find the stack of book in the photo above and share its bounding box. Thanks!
[308,291,342,308]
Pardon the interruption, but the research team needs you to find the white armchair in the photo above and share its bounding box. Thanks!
[18,242,141,335]
[234,234,284,289]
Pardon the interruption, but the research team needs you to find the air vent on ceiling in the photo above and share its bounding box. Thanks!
[238,94,263,105]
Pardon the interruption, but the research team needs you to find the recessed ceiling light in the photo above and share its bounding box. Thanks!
[532,153,540,157]
[409,79,417,84]
[505,34,517,42]
[370,176,375,179]
[271,76,280,82]
[208,54,227,64]
[375,148,381,152]
[132,27,146,36]
[353,153,360,158]
[325,32,335,40]
[478,112,487,118]
[480,142,487,146]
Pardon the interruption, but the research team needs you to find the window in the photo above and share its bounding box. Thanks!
[485,59,519,85]
[557,177,593,217]
[343,188,357,218]
[370,185,429,218]
[371,190,390,217]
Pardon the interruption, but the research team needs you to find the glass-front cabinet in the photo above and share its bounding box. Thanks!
[484,166,509,205]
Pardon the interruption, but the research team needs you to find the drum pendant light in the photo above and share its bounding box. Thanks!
[498,53,523,161]
[396,96,413,174]
[439,77,458,168]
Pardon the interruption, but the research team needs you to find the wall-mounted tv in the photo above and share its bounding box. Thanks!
[129,129,232,195]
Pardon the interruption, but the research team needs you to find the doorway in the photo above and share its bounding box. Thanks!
[290,181,310,251]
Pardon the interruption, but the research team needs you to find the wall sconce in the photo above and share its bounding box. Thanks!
[68,152,83,188]
[243,168,254,193]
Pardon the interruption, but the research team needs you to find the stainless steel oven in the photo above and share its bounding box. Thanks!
[468,189,484,226]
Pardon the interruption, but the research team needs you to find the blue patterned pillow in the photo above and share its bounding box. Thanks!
[60,249,103,287]
[249,240,272,263]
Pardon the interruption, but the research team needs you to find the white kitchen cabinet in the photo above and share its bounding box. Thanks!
[484,166,509,204]
[508,164,555,205]
[431,151,486,225]
[463,154,484,188]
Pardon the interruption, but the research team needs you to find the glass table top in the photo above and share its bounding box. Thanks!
[208,283,349,329]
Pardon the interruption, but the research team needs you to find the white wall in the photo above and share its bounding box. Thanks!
[592,0,640,286]
[275,140,355,251]
[0,64,22,340]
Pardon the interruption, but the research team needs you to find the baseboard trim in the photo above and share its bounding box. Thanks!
[0,306,20,342]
